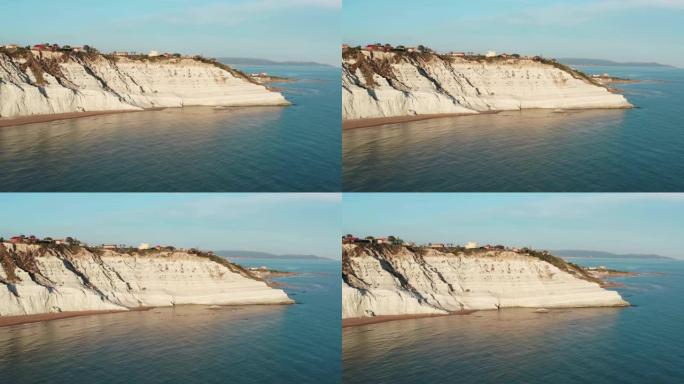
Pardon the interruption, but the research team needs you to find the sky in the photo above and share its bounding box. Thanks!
[343,0,684,67]
[1,0,340,66]
[0,193,341,260]
[342,194,684,259]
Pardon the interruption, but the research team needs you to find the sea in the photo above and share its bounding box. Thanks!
[342,258,684,384]
[343,66,684,191]
[0,64,340,192]
[0,258,341,384]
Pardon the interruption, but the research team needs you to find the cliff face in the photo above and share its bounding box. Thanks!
[342,244,628,318]
[0,50,288,118]
[0,242,292,317]
[342,51,632,120]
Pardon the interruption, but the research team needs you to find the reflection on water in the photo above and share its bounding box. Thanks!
[0,66,341,192]
[0,258,341,384]
[344,67,684,191]
[344,258,684,384]
[344,308,621,384]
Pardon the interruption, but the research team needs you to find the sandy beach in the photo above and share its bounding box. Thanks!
[0,309,133,327]
[0,109,147,128]
[342,310,477,328]
[342,112,496,130]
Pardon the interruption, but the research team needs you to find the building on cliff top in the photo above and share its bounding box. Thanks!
[485,50,497,58]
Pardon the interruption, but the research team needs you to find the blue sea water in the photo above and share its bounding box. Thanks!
[343,66,684,191]
[0,65,340,192]
[0,258,341,384]
[343,258,684,384]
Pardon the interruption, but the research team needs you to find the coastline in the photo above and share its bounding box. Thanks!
[0,308,140,327]
[342,310,477,328]
[0,109,146,128]
[342,112,483,130]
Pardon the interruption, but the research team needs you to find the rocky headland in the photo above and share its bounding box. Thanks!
[0,241,292,321]
[342,243,629,321]
[342,48,632,126]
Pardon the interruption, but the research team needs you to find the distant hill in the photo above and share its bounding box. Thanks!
[216,250,333,261]
[218,57,334,67]
[553,250,674,260]
[558,58,676,68]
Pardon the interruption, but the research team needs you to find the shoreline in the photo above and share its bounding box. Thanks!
[342,310,477,328]
[343,105,633,130]
[0,109,146,128]
[0,308,143,328]
[342,112,482,130]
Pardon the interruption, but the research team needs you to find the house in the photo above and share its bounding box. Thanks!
[102,244,117,249]
[138,243,150,250]
[53,239,66,245]
[71,46,84,53]
[112,51,130,56]
[32,44,49,51]
[406,47,418,53]
[365,44,381,51]
[148,50,160,57]
[464,241,479,249]
[342,44,350,50]
[428,243,446,248]
[375,237,390,244]
[485,51,497,58]
[3,44,18,50]
[10,236,24,244]
[450,52,465,57]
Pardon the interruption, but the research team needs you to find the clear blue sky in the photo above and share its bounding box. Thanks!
[0,193,341,260]
[1,0,340,66]
[343,0,684,67]
[342,194,684,259]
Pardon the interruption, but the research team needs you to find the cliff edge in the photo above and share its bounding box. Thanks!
[0,48,289,118]
[342,244,628,319]
[342,50,632,120]
[0,242,292,317]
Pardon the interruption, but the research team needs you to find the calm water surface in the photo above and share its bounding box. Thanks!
[0,65,340,191]
[343,66,684,191]
[343,258,684,384]
[0,258,340,384]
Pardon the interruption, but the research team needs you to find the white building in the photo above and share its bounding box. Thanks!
[148,50,160,57]
[485,50,496,58]
[464,241,479,249]
[138,243,150,250]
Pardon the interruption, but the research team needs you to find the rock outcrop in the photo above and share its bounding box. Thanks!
[0,242,292,317]
[342,50,632,120]
[0,49,288,118]
[342,244,628,318]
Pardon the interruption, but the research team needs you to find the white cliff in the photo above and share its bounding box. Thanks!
[342,244,628,319]
[342,50,632,120]
[0,242,292,317]
[0,49,288,118]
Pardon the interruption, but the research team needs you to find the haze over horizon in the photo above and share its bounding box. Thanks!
[342,194,684,260]
[0,193,342,260]
[343,0,684,67]
[1,0,340,66]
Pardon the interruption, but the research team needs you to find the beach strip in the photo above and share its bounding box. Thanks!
[342,310,477,328]
[0,109,145,128]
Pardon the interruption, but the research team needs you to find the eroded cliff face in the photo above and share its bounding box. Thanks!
[342,244,628,318]
[342,51,632,120]
[0,50,289,118]
[0,242,292,317]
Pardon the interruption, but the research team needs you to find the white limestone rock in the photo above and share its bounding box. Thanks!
[342,51,632,120]
[0,242,292,317]
[342,244,628,319]
[0,51,289,118]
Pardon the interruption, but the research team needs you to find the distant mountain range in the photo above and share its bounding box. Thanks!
[553,250,674,260]
[218,57,334,67]
[558,58,676,68]
[216,250,333,261]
